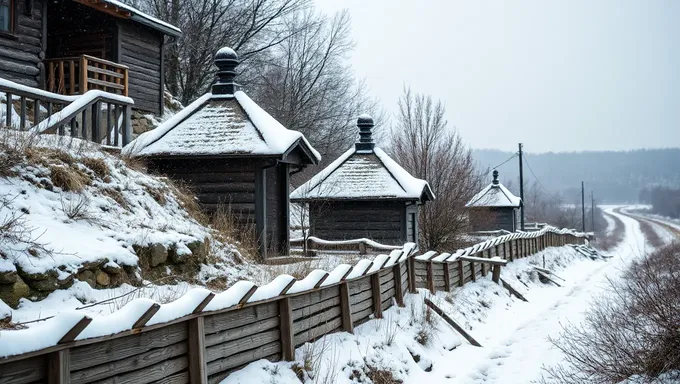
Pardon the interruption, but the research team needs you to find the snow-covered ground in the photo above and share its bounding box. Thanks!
[225,207,657,384]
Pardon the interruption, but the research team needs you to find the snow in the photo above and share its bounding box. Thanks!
[147,288,213,325]
[101,0,181,35]
[346,259,373,279]
[320,264,353,287]
[0,311,86,357]
[76,298,157,340]
[289,236,402,251]
[0,78,77,103]
[466,180,521,208]
[290,146,433,201]
[287,269,329,294]
[367,254,390,273]
[124,91,320,162]
[247,274,296,302]
[205,281,257,311]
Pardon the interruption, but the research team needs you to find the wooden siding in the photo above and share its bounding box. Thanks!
[0,0,44,87]
[118,20,163,114]
[266,164,290,255]
[470,207,518,232]
[309,201,407,245]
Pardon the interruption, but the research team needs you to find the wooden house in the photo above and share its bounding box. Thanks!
[290,116,434,247]
[466,170,522,232]
[0,0,180,115]
[123,47,321,258]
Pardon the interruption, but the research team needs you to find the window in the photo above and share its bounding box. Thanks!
[0,0,12,33]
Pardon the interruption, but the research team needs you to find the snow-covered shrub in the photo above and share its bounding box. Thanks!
[542,242,680,383]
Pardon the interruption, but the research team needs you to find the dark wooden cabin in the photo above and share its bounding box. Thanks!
[0,0,180,115]
[466,170,522,232]
[290,116,434,247]
[124,47,320,258]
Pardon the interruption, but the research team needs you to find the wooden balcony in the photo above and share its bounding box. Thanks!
[44,55,129,97]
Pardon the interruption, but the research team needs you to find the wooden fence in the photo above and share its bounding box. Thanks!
[0,227,585,384]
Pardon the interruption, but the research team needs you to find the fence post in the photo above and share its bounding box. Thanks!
[425,261,435,293]
[47,350,70,384]
[443,262,451,292]
[470,261,476,282]
[339,281,354,333]
[279,297,295,361]
[393,263,404,307]
[371,273,383,319]
[492,265,501,284]
[122,104,132,147]
[408,256,416,293]
[458,259,464,287]
[188,317,207,383]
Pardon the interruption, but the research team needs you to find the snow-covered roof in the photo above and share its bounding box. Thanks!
[79,0,181,37]
[466,171,521,208]
[290,145,434,201]
[123,91,320,161]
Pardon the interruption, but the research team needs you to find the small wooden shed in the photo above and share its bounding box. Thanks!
[290,115,434,247]
[124,47,320,258]
[466,170,522,232]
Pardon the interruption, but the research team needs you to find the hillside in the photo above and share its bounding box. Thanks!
[473,148,680,203]
[0,131,259,311]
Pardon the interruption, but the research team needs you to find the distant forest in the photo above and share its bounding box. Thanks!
[473,148,680,203]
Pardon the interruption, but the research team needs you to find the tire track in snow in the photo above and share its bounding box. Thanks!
[456,207,647,384]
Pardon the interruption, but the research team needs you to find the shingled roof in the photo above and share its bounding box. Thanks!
[466,170,521,208]
[123,48,320,163]
[290,116,434,201]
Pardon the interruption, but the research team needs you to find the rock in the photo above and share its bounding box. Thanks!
[78,270,96,288]
[58,273,74,289]
[0,270,17,285]
[101,262,122,275]
[79,259,106,272]
[168,245,188,264]
[187,239,209,262]
[149,243,168,267]
[95,270,110,287]
[109,269,127,287]
[16,267,60,292]
[0,278,30,308]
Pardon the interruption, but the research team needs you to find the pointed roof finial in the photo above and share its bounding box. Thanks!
[492,169,499,185]
[213,47,239,95]
[355,114,374,152]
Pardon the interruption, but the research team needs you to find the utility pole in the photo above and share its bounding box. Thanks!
[591,191,595,233]
[518,143,525,231]
[581,181,586,232]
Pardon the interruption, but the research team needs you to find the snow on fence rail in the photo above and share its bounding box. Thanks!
[289,236,403,254]
[0,226,586,384]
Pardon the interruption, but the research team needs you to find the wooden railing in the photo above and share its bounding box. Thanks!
[0,226,588,383]
[0,78,134,147]
[45,55,129,97]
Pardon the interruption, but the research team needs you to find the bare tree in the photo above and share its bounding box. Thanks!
[134,0,311,104]
[389,87,483,250]
[250,9,383,167]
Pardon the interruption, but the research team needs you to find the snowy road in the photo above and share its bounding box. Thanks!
[445,207,648,384]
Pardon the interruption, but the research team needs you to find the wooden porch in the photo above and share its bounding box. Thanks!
[44,55,129,97]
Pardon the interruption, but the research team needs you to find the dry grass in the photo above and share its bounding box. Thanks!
[209,204,259,262]
[49,165,90,192]
[593,211,625,252]
[637,219,664,248]
[81,157,110,180]
[101,187,129,210]
[144,185,168,205]
[365,363,402,384]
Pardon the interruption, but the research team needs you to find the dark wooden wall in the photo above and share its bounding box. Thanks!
[309,200,408,245]
[148,157,291,256]
[46,1,116,61]
[0,0,44,87]
[470,207,517,232]
[118,20,163,114]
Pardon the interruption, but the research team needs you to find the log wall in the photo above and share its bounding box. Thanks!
[0,229,586,384]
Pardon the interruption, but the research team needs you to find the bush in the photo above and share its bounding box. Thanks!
[542,243,680,383]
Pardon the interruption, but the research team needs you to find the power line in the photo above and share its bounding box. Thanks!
[489,153,518,172]
[522,154,562,201]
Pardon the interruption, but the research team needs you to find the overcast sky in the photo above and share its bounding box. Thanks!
[315,0,680,153]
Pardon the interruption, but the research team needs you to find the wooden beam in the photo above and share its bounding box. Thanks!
[339,282,354,333]
[132,303,161,329]
[393,263,404,306]
[458,259,464,287]
[188,317,207,383]
[58,316,92,344]
[425,261,434,293]
[279,297,295,360]
[47,350,70,384]
[425,299,482,347]
[371,273,383,319]
[192,292,216,314]
[500,278,529,302]
[492,264,501,283]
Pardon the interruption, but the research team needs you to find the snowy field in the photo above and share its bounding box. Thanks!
[223,207,666,384]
